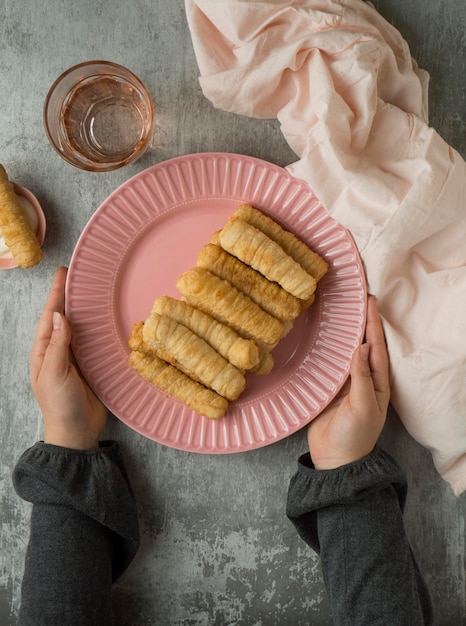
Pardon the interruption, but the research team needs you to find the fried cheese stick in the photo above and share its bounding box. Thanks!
[152,296,259,371]
[128,320,153,353]
[197,244,302,322]
[128,350,228,419]
[234,204,329,282]
[250,350,274,376]
[0,165,43,268]
[176,267,284,351]
[219,218,316,300]
[143,312,246,401]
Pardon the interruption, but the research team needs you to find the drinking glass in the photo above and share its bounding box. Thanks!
[44,61,154,172]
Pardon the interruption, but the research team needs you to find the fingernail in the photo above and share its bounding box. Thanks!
[53,312,63,330]
[360,343,370,361]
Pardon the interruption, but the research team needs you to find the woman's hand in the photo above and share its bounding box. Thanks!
[307,296,390,470]
[30,267,108,449]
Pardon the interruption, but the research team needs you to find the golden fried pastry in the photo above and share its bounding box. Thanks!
[128,203,327,418]
[176,267,284,351]
[152,296,259,370]
[128,321,150,353]
[250,350,274,376]
[210,231,221,245]
[128,347,167,378]
[219,218,316,300]
[197,244,302,322]
[234,203,328,282]
[143,312,246,401]
[0,164,43,268]
[128,351,228,419]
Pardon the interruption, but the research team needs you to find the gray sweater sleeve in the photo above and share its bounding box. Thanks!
[286,447,434,626]
[12,441,140,626]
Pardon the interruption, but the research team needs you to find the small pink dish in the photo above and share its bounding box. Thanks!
[0,183,46,270]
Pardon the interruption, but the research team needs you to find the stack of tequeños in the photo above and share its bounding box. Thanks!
[128,203,328,419]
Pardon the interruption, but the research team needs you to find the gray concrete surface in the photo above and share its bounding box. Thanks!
[0,1,464,624]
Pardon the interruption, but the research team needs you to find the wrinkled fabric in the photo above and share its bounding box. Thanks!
[185,0,466,494]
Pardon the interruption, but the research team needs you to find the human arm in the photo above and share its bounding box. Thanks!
[13,267,139,625]
[13,442,139,626]
[286,297,433,625]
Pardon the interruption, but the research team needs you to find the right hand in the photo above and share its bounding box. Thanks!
[306,296,391,470]
[29,267,108,450]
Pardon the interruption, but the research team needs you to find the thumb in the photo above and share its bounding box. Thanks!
[349,343,375,407]
[41,312,72,380]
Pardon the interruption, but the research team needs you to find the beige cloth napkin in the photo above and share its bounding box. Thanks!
[185,0,466,494]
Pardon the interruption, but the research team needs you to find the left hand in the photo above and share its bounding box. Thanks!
[30,267,108,449]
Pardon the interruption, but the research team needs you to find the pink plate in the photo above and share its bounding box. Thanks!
[65,152,367,453]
